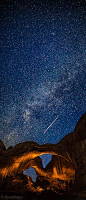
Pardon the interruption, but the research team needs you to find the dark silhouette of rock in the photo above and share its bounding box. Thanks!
[7,146,13,150]
[0,112,86,199]
[0,140,6,152]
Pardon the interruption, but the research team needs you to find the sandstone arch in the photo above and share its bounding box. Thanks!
[0,112,86,196]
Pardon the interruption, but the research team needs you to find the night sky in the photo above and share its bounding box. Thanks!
[0,0,86,181]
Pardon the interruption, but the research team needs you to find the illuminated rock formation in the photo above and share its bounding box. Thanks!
[0,112,86,198]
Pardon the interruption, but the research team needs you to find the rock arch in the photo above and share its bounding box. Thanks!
[0,112,86,195]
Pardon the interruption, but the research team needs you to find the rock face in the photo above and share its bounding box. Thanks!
[0,112,86,198]
[73,112,86,193]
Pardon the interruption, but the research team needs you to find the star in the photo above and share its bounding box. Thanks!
[0,0,86,182]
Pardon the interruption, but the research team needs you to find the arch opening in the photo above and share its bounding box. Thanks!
[23,154,53,182]
[40,154,52,168]
[23,167,38,182]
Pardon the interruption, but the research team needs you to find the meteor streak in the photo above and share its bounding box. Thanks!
[44,114,60,134]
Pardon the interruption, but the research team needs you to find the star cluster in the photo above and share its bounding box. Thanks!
[0,0,86,180]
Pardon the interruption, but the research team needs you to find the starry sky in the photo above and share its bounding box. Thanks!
[0,0,86,181]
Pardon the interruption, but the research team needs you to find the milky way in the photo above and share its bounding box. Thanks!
[0,0,86,181]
